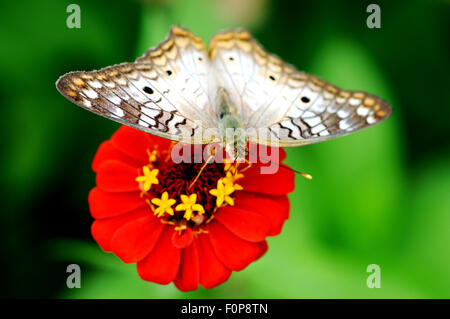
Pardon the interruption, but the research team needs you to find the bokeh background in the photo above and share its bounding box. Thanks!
[1,0,449,298]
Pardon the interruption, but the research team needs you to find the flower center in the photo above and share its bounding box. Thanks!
[155,162,224,213]
[135,145,245,233]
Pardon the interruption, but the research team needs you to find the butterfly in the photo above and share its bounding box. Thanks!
[56,25,391,161]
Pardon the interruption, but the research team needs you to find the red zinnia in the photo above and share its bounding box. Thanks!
[89,125,294,291]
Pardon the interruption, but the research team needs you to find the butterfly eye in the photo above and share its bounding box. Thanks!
[228,56,234,61]
[301,96,310,103]
[269,75,276,81]
[166,70,172,76]
[143,86,154,94]
[198,57,203,61]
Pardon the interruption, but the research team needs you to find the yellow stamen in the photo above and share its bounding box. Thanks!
[224,160,238,174]
[224,162,233,172]
[205,215,215,224]
[194,228,209,235]
[210,179,238,207]
[147,149,158,163]
[175,193,205,221]
[174,220,187,234]
[222,171,244,189]
[160,219,176,226]
[135,166,159,191]
[239,158,253,173]
[151,192,176,217]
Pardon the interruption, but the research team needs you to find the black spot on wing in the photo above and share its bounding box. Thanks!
[143,86,154,94]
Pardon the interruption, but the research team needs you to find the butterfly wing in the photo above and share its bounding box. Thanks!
[209,29,392,146]
[259,83,392,146]
[56,26,218,144]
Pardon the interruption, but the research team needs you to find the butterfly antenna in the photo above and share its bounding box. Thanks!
[189,154,215,189]
[246,147,312,180]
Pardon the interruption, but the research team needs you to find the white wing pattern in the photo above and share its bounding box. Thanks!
[56,26,218,144]
[209,29,391,146]
[57,26,391,148]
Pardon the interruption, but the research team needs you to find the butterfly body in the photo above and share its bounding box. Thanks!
[213,88,246,160]
[56,26,391,160]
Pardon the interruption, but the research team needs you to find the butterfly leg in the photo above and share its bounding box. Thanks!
[188,143,222,190]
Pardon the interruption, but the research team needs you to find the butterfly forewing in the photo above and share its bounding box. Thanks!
[56,26,218,144]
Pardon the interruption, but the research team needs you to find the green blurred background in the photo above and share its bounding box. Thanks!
[0,0,449,298]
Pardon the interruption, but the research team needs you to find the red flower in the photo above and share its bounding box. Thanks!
[89,125,294,291]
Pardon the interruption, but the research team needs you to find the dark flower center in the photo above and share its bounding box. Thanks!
[135,145,245,232]
[153,162,225,217]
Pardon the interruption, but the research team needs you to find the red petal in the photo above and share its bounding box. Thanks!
[92,141,140,172]
[149,135,176,150]
[91,206,149,251]
[88,187,145,218]
[248,144,286,162]
[111,126,154,163]
[171,228,194,249]
[256,241,268,260]
[208,222,261,271]
[197,234,231,289]
[96,160,140,193]
[137,226,181,284]
[174,241,199,291]
[240,163,295,195]
[111,215,164,263]
[214,206,271,242]
[234,192,289,236]
[278,148,287,161]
